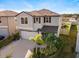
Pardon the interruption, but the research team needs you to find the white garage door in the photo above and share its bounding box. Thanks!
[0,28,9,37]
[21,31,38,40]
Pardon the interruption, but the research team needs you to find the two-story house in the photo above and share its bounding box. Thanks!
[16,9,62,39]
[0,10,18,37]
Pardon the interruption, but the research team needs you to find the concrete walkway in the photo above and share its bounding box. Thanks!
[0,39,36,58]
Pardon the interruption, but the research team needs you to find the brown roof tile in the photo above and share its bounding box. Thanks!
[0,10,18,16]
[28,9,60,16]
[28,11,41,16]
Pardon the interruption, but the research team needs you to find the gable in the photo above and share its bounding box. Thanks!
[16,11,32,17]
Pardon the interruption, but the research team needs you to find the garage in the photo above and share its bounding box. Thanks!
[0,28,9,37]
[20,31,38,40]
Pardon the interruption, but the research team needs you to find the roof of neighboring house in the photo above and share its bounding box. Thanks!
[0,10,18,17]
[16,9,60,17]
[28,9,60,16]
[40,26,58,33]
[62,14,79,17]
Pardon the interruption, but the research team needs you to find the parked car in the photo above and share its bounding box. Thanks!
[0,35,5,40]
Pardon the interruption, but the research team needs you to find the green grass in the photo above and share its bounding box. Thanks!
[59,24,77,57]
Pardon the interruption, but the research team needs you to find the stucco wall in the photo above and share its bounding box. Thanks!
[8,17,16,35]
[33,17,43,31]
[0,17,8,26]
[16,12,33,30]
[16,12,60,31]
[33,17,60,31]
[0,16,16,36]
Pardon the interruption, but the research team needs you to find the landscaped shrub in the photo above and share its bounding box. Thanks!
[32,34,44,45]
[61,25,69,29]
[13,32,20,40]
[0,32,20,48]
[32,33,64,58]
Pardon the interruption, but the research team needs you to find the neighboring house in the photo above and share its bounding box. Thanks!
[0,10,18,37]
[16,9,62,39]
[61,14,77,23]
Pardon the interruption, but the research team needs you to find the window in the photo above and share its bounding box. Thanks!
[21,18,24,24]
[0,20,1,23]
[0,18,1,23]
[44,17,45,23]
[49,17,51,23]
[21,17,28,24]
[33,17,35,23]
[43,17,51,23]
[39,17,41,23]
[25,17,28,24]
[36,17,39,22]
[33,17,41,23]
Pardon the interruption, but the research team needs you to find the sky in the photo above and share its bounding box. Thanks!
[0,0,79,14]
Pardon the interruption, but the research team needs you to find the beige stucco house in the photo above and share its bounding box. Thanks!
[16,9,62,39]
[0,10,18,37]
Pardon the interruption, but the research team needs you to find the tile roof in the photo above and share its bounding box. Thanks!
[62,14,79,17]
[0,10,18,17]
[28,9,60,16]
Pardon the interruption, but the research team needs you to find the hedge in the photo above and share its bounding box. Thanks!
[0,32,20,49]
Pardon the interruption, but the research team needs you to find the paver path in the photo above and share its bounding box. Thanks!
[0,39,36,58]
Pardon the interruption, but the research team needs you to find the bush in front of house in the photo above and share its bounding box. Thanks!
[31,33,64,58]
[0,32,20,48]
[32,34,45,45]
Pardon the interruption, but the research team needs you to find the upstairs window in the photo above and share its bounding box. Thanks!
[39,17,41,23]
[33,17,35,23]
[49,17,51,23]
[21,18,24,24]
[25,17,28,24]
[0,18,1,23]
[44,17,45,23]
[33,17,41,23]
[21,17,28,24]
[43,17,51,23]
[0,20,1,23]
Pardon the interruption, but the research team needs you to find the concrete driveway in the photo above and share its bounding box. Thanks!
[0,39,36,58]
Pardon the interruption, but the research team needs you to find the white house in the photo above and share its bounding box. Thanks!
[16,9,62,39]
